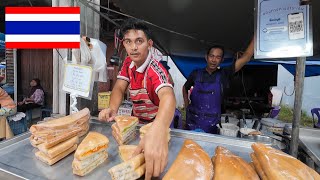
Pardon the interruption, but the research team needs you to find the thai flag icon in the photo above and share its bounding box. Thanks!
[5,7,80,49]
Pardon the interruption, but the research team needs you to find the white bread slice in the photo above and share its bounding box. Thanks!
[72,150,108,171]
[73,152,108,176]
[112,130,136,145]
[111,123,136,141]
[119,163,146,180]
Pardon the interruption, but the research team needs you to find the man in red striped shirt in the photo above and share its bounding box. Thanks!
[99,19,176,179]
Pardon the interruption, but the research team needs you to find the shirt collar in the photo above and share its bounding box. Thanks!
[129,51,151,73]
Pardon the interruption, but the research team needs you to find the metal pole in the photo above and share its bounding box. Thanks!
[290,57,306,157]
[13,49,17,104]
[65,49,72,115]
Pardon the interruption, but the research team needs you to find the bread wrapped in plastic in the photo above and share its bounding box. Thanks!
[214,146,259,180]
[163,139,213,180]
[29,108,90,146]
[250,153,268,180]
[251,143,320,180]
[30,108,90,132]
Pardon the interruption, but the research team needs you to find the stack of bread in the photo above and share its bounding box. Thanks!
[72,132,109,176]
[108,153,145,180]
[163,139,213,180]
[139,122,171,142]
[111,115,138,145]
[213,146,259,180]
[251,143,320,180]
[30,108,90,165]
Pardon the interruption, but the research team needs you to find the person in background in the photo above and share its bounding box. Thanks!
[98,18,176,179]
[183,39,254,134]
[0,87,16,116]
[18,78,44,112]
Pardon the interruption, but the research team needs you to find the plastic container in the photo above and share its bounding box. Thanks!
[8,117,28,136]
[218,123,239,137]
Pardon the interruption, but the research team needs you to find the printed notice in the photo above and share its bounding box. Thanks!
[255,0,312,59]
[63,64,93,97]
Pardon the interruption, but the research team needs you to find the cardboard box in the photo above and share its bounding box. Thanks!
[98,92,111,110]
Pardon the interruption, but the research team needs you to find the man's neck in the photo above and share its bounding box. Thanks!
[205,67,217,74]
[134,61,144,68]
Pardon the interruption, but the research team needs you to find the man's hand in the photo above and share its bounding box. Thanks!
[98,108,117,122]
[133,122,168,180]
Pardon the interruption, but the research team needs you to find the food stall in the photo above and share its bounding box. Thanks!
[1,0,319,179]
[0,118,266,179]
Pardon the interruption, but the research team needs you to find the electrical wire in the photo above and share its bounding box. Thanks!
[27,0,33,6]
[84,0,228,48]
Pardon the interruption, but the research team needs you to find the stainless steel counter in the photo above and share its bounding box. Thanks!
[299,128,320,167]
[0,120,258,180]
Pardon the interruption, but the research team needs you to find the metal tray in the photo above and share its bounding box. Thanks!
[0,119,257,180]
[299,128,320,167]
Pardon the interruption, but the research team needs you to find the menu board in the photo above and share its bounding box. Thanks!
[63,64,93,97]
[255,0,312,59]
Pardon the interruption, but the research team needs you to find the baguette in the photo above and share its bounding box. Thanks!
[250,153,268,180]
[108,153,145,179]
[30,108,90,132]
[43,128,80,149]
[122,163,146,180]
[35,144,77,166]
[38,136,79,158]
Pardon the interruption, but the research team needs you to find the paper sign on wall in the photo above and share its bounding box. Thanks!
[63,64,93,97]
[254,0,312,59]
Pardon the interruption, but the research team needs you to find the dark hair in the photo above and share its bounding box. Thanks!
[85,36,91,42]
[28,78,44,97]
[206,45,225,58]
[120,18,152,40]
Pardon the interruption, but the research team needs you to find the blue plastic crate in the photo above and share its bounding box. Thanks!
[8,117,28,136]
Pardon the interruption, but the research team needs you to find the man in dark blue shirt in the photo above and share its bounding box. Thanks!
[182,39,254,133]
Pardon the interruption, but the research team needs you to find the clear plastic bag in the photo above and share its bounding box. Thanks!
[90,38,107,82]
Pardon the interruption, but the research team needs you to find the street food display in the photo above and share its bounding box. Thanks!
[0,117,318,179]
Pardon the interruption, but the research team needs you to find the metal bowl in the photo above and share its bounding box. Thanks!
[242,135,276,146]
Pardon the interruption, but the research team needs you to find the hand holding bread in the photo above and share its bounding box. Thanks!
[98,108,117,122]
